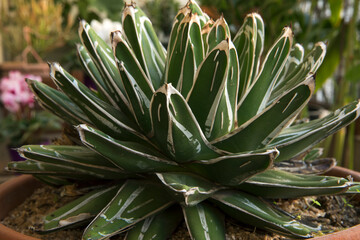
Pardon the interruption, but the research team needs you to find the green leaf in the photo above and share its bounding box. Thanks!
[49,62,145,142]
[275,43,305,89]
[315,33,341,91]
[41,185,120,232]
[16,145,129,179]
[271,42,326,101]
[79,20,129,113]
[212,190,320,238]
[150,84,222,162]
[125,205,183,240]
[206,17,230,53]
[122,5,166,89]
[234,13,265,101]
[156,172,222,206]
[239,169,352,198]
[164,12,204,98]
[214,76,314,152]
[270,100,360,162]
[187,41,234,141]
[78,124,183,173]
[112,31,154,133]
[82,180,174,240]
[33,175,73,186]
[237,27,293,126]
[27,79,91,126]
[185,149,278,186]
[183,202,226,240]
[7,160,113,180]
[329,0,343,27]
[76,44,116,106]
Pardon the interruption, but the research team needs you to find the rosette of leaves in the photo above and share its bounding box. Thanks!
[7,1,360,239]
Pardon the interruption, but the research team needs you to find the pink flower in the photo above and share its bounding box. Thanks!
[0,71,42,113]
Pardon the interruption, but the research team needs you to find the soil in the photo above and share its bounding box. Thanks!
[2,184,360,240]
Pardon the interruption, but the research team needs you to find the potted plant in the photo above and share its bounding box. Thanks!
[0,71,62,161]
[2,1,360,239]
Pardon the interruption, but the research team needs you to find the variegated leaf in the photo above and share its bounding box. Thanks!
[206,17,231,53]
[213,76,314,152]
[41,185,121,232]
[82,180,174,240]
[150,84,222,162]
[77,44,116,106]
[186,0,210,26]
[125,205,182,240]
[237,27,293,126]
[270,100,360,162]
[239,169,352,198]
[112,31,154,133]
[270,42,326,102]
[10,145,131,179]
[122,5,166,89]
[7,160,119,180]
[183,202,226,240]
[79,20,129,113]
[212,190,320,238]
[78,124,183,173]
[185,149,278,186]
[156,172,222,206]
[164,11,204,98]
[27,79,91,126]
[187,41,234,141]
[49,62,145,142]
[275,43,305,89]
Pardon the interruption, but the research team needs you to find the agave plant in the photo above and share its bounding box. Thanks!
[7,1,360,239]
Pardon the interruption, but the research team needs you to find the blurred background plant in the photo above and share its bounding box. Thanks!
[0,0,71,62]
[0,71,62,149]
[199,0,360,170]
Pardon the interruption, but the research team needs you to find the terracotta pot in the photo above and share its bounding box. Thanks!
[1,167,360,240]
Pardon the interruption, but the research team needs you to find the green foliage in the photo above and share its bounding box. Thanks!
[7,1,360,239]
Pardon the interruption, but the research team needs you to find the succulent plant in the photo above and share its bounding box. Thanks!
[7,1,360,239]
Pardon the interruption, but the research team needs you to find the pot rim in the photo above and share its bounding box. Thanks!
[0,166,360,240]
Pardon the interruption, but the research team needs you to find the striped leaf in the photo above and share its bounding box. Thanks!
[275,43,305,89]
[270,42,326,102]
[185,149,278,186]
[150,84,222,162]
[212,190,320,238]
[82,180,174,240]
[206,17,230,53]
[234,13,265,101]
[41,185,121,232]
[28,79,91,126]
[79,20,129,113]
[237,27,293,126]
[125,205,183,240]
[122,5,166,89]
[187,41,234,141]
[156,172,221,206]
[78,124,182,173]
[213,76,314,152]
[183,202,226,240]
[112,31,154,133]
[240,169,352,198]
[270,100,360,162]
[77,44,116,106]
[164,11,204,98]
[186,0,210,26]
[10,145,130,180]
[49,62,145,142]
